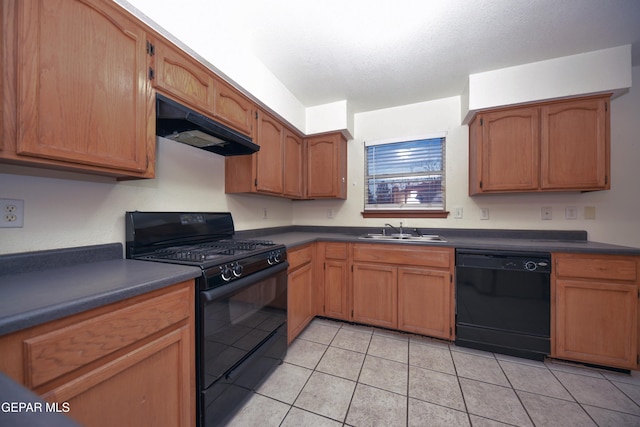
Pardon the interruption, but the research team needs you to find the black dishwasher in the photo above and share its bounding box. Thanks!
[455,249,551,361]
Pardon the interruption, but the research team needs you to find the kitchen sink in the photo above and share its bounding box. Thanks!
[359,234,447,243]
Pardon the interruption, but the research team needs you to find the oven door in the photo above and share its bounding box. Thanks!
[199,262,288,426]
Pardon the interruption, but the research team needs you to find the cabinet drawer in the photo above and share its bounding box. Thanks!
[288,245,313,271]
[24,285,191,388]
[554,254,638,282]
[353,244,451,269]
[324,242,348,260]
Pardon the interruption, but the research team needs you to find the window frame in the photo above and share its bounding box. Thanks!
[361,133,449,219]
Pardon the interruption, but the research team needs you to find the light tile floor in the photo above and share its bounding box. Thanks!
[227,318,640,426]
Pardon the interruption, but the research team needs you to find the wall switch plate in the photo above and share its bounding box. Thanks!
[541,206,552,220]
[454,207,463,219]
[1,198,24,228]
[262,208,268,220]
[480,208,489,220]
[327,208,334,219]
[565,206,578,220]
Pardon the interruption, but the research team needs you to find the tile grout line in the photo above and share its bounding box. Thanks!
[493,352,538,426]
[340,323,373,426]
[284,322,340,425]
[447,343,474,427]
[546,365,609,426]
[288,319,640,426]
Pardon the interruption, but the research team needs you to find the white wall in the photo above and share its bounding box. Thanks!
[462,45,632,123]
[0,139,293,255]
[292,66,640,249]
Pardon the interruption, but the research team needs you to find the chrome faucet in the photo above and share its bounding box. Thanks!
[383,222,403,235]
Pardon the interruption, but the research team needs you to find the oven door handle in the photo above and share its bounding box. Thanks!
[200,261,289,303]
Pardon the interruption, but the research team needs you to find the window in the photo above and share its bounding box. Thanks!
[363,134,446,218]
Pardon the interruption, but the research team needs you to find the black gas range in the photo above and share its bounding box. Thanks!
[125,211,286,289]
[125,212,288,426]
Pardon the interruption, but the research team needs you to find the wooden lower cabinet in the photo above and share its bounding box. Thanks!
[552,253,639,370]
[352,263,397,329]
[319,242,350,320]
[398,267,452,339]
[323,260,350,320]
[287,245,315,343]
[349,243,454,340]
[0,280,196,427]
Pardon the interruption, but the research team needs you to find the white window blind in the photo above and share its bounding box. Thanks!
[365,134,445,211]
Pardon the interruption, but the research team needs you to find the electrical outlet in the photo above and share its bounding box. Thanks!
[1,199,24,228]
[262,208,268,220]
[327,208,334,219]
[541,206,552,220]
[454,207,463,219]
[480,208,489,220]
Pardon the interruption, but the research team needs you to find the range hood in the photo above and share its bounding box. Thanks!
[156,94,259,156]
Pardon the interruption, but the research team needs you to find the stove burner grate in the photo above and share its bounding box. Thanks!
[141,239,277,263]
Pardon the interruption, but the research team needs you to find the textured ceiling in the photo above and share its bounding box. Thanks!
[130,0,640,113]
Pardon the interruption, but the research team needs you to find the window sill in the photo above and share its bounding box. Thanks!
[361,210,450,219]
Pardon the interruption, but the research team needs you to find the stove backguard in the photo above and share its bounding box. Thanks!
[126,212,235,259]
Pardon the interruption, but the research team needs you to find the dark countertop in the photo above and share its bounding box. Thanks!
[0,244,201,336]
[246,229,640,255]
[1,229,638,337]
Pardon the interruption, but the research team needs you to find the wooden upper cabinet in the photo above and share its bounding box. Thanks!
[471,107,540,193]
[283,128,304,198]
[213,77,254,137]
[225,110,307,199]
[540,97,609,190]
[469,95,610,195]
[13,0,154,178]
[306,132,348,199]
[255,109,284,194]
[153,39,215,113]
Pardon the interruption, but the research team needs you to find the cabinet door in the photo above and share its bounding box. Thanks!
[0,280,195,427]
[42,325,193,427]
[476,107,540,192]
[540,97,609,190]
[213,78,254,137]
[154,39,215,113]
[307,133,347,199]
[255,110,284,194]
[324,260,350,320]
[288,262,314,343]
[555,279,637,369]
[352,263,397,329]
[398,267,451,339]
[283,128,304,198]
[17,0,151,174]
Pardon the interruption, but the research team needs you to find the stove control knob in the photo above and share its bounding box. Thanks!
[232,262,243,277]
[524,261,538,271]
[268,250,282,265]
[220,264,234,282]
